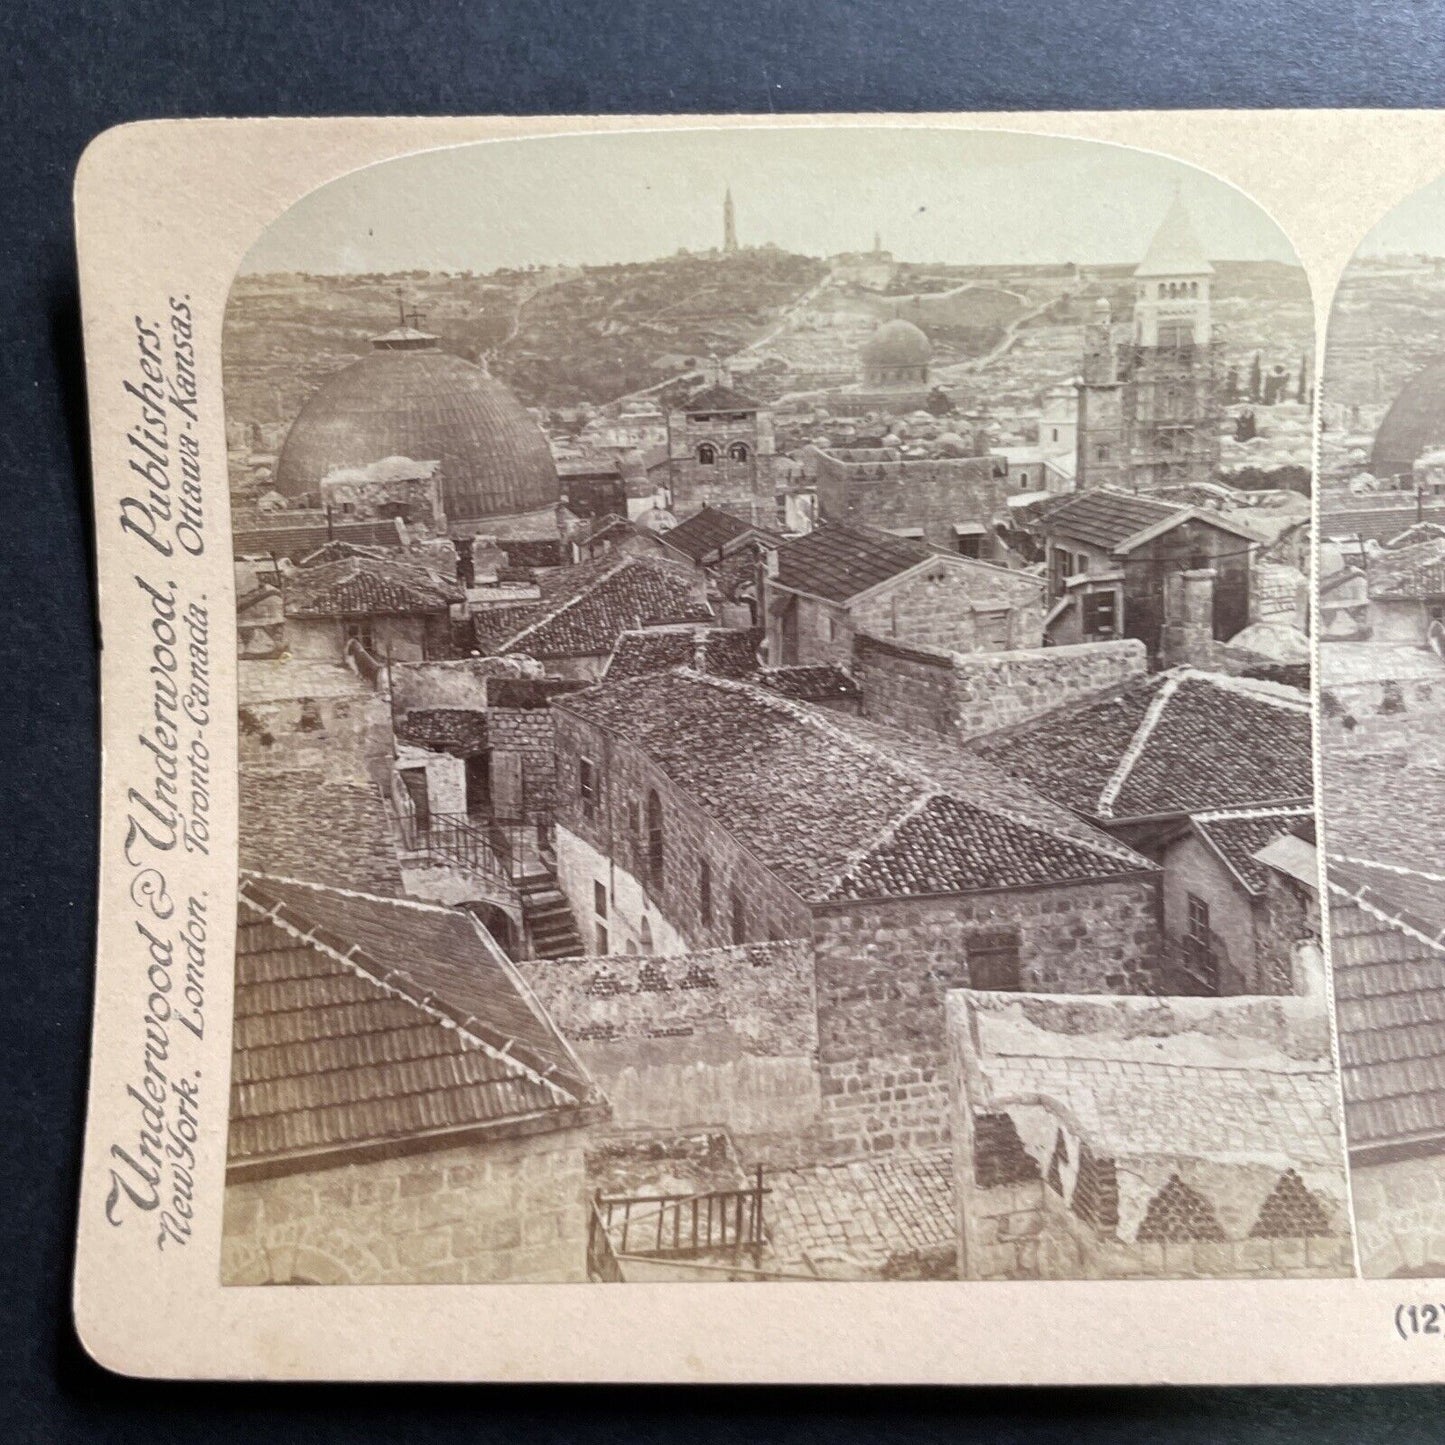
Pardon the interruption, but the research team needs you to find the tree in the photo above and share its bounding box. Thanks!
[1248,352,1263,403]
[1223,366,1240,404]
[1235,410,1258,443]
[926,385,954,417]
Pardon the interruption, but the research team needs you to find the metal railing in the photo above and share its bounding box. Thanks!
[587,1199,625,1283]
[593,1168,768,1261]
[396,810,515,890]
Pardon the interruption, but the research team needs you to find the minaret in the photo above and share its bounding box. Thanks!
[723,187,738,254]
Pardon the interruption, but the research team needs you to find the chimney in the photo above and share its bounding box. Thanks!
[1161,567,1217,668]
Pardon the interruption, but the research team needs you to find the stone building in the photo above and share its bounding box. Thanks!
[970,667,1313,993]
[948,985,1352,1280]
[666,377,778,524]
[550,670,1162,1158]
[232,515,407,562]
[470,553,713,680]
[282,553,464,664]
[809,444,1013,557]
[1366,534,1445,647]
[859,316,931,392]
[318,455,447,534]
[222,874,606,1286]
[763,522,1044,669]
[1074,198,1223,493]
[273,312,560,526]
[1036,488,1261,657]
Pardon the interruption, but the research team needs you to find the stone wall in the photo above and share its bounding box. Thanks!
[552,709,813,956]
[810,877,1162,1159]
[520,941,822,1163]
[947,990,1351,1280]
[238,690,394,782]
[813,449,1013,550]
[1352,1151,1445,1277]
[220,1125,591,1286]
[856,633,1148,744]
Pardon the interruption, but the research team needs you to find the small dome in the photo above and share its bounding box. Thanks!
[861,318,932,368]
[275,331,559,522]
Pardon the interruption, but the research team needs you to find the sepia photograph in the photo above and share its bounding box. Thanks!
[1317,178,1445,1280]
[216,126,1347,1288]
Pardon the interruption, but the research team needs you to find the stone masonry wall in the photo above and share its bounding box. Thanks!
[552,708,813,955]
[848,562,1044,655]
[811,877,1162,1158]
[1319,674,1445,759]
[220,1125,591,1286]
[856,633,1148,744]
[520,941,823,1162]
[814,451,1013,551]
[1353,1152,1445,1278]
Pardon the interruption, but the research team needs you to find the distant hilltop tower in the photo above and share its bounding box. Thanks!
[723,186,738,254]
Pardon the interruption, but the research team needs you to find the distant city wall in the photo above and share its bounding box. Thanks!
[855,632,1148,743]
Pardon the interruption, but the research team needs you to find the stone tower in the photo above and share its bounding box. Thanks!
[723,187,738,254]
[1074,299,1128,491]
[1128,195,1220,490]
[667,361,775,523]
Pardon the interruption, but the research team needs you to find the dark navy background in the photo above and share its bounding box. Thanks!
[5,0,1445,1436]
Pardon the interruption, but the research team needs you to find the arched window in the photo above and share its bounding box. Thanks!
[696,442,717,466]
[646,789,664,887]
[639,916,653,957]
[727,441,750,462]
[1158,282,1167,298]
[699,858,713,927]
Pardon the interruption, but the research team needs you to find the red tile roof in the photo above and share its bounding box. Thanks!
[473,555,712,659]
[1039,489,1187,550]
[1329,857,1445,1157]
[756,664,860,703]
[1320,503,1445,546]
[771,522,932,602]
[556,671,1152,904]
[971,669,1312,823]
[284,556,463,617]
[229,875,596,1175]
[232,517,405,560]
[606,625,760,682]
[396,709,490,755]
[665,506,778,563]
[681,381,759,413]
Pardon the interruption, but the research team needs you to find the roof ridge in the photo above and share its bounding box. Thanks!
[238,881,581,1106]
[1326,873,1445,955]
[1097,671,1185,819]
[1328,853,1445,884]
[1193,803,1314,824]
[680,671,1147,871]
[239,869,458,917]
[493,554,634,651]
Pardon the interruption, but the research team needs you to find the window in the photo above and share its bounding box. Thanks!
[957,533,981,560]
[1082,589,1119,638]
[822,610,836,642]
[697,442,717,466]
[639,917,653,957]
[1050,428,1059,443]
[699,859,713,926]
[968,927,1021,991]
[595,921,609,954]
[646,788,665,888]
[343,620,375,654]
[1184,893,1218,991]
[727,440,750,462]
[1095,443,1110,462]
[593,880,608,920]
[730,890,746,945]
[579,757,597,822]
[1074,552,1090,576]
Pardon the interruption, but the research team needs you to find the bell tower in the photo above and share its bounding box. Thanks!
[1074,299,1127,491]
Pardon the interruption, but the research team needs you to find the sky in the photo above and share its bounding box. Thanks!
[1353,170,1445,257]
[240,126,1301,275]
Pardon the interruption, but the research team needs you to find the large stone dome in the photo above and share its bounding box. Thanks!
[1372,358,1445,482]
[861,317,932,369]
[274,328,560,522]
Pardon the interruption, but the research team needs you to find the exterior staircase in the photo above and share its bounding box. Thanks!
[518,862,585,960]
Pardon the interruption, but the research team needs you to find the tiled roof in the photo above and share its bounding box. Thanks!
[766,1151,955,1279]
[499,538,563,570]
[232,517,405,560]
[1190,806,1316,896]
[971,669,1312,823]
[1039,489,1189,551]
[473,556,712,659]
[756,664,861,703]
[556,671,1152,904]
[606,625,760,682]
[681,381,759,413]
[1322,751,1445,875]
[295,540,393,567]
[229,875,592,1173]
[664,506,775,563]
[396,708,490,755]
[771,522,932,603]
[1367,536,1445,600]
[284,556,463,617]
[1329,857,1445,1155]
[1320,504,1445,546]
[240,768,403,897]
